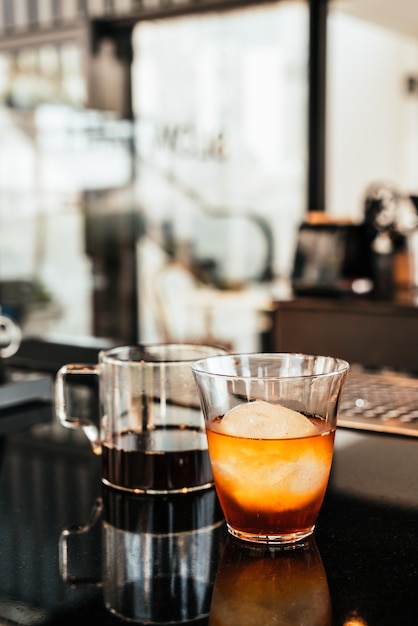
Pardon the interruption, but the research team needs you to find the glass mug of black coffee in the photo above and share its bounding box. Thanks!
[55,344,226,493]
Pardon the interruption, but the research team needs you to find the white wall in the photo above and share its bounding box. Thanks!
[326,12,418,220]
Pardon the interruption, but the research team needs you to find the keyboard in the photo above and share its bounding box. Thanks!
[339,368,418,437]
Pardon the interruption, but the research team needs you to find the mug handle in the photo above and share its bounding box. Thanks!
[55,364,101,454]
[0,315,21,358]
[59,497,104,586]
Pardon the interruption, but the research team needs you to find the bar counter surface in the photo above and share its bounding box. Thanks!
[0,383,418,625]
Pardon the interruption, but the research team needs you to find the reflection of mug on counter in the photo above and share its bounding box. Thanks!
[0,312,21,358]
[59,487,225,624]
[209,536,332,626]
[55,344,226,494]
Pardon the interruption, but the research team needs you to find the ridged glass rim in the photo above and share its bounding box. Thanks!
[99,343,227,364]
[191,352,350,380]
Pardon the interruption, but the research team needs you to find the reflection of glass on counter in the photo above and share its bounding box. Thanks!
[209,536,332,626]
[60,486,226,624]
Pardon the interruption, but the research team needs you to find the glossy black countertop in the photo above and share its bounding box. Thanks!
[0,389,418,625]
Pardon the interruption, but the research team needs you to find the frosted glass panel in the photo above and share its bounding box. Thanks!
[132,3,309,348]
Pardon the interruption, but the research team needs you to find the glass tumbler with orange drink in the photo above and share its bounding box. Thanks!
[191,353,349,544]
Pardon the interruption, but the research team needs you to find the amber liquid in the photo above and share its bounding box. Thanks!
[206,417,334,538]
[102,427,213,493]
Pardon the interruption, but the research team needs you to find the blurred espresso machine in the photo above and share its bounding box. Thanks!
[292,182,418,302]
